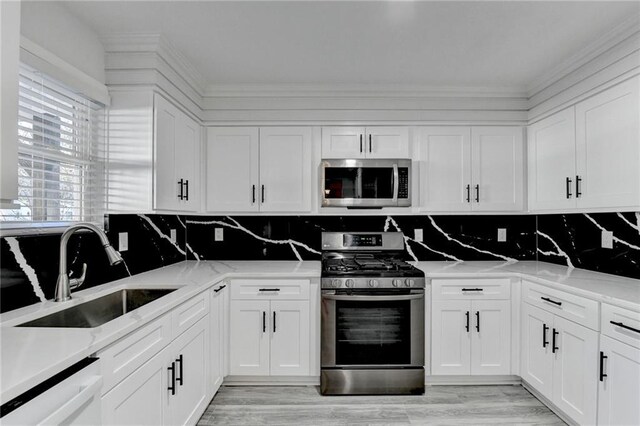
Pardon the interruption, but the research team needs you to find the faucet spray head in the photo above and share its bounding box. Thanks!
[104,245,124,266]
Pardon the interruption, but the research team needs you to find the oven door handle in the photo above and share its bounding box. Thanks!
[322,293,424,301]
[392,164,399,204]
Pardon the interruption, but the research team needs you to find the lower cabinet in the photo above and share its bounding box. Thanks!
[210,282,227,395]
[102,316,210,426]
[431,299,510,375]
[521,303,598,425]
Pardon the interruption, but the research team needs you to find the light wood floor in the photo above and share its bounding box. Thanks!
[197,385,565,425]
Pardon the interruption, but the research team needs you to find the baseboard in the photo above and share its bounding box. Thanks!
[521,381,577,426]
[224,375,320,386]
[425,375,521,385]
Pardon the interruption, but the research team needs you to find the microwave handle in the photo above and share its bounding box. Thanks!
[392,164,399,203]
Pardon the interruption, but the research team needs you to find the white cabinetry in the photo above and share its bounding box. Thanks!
[210,282,228,395]
[321,127,410,159]
[418,127,524,212]
[431,279,511,375]
[206,127,312,213]
[528,76,640,212]
[229,279,310,376]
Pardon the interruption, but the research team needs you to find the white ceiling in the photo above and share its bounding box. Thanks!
[63,1,639,92]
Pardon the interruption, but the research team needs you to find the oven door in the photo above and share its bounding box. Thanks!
[321,289,425,368]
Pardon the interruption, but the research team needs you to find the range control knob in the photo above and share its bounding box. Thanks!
[345,279,355,288]
[405,279,415,287]
[368,279,379,288]
[332,279,341,288]
[392,279,402,287]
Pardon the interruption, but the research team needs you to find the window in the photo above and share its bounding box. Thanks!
[0,65,106,227]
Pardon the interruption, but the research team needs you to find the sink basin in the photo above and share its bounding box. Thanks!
[17,288,177,328]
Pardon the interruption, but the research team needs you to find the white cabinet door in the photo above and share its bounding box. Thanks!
[259,127,312,212]
[101,349,168,426]
[471,126,524,211]
[321,127,365,158]
[598,335,640,426]
[154,94,179,211]
[206,127,259,212]
[418,127,472,212]
[210,285,225,395]
[552,316,598,425]
[521,303,554,399]
[174,113,200,212]
[470,300,511,375]
[431,300,471,375]
[527,108,577,211]
[365,127,410,158]
[230,300,270,376]
[576,77,640,210]
[270,300,310,376]
[168,317,210,426]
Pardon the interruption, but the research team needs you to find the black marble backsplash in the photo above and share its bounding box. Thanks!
[1,212,638,313]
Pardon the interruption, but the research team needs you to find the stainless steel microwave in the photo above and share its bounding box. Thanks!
[321,159,411,208]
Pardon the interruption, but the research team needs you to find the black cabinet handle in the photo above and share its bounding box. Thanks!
[466,185,470,203]
[541,296,562,307]
[262,311,266,333]
[610,321,640,334]
[599,351,608,382]
[273,311,276,333]
[175,354,183,386]
[168,362,176,395]
[462,288,483,292]
[475,184,479,202]
[552,328,559,353]
[576,175,582,198]
[360,134,363,153]
[475,311,480,332]
[177,179,184,200]
[566,177,572,199]
[184,180,189,201]
[252,185,256,203]
[465,311,470,332]
[214,284,227,293]
[543,324,549,348]
[261,185,265,203]
[259,288,280,292]
[369,134,372,152]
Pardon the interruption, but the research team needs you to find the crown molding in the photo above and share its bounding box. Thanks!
[527,15,640,98]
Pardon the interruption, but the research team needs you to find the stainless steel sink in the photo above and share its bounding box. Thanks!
[17,288,177,328]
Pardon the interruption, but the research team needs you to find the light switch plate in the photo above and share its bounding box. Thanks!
[497,228,507,242]
[118,232,128,252]
[414,229,423,242]
[170,229,177,243]
[601,230,613,249]
[215,228,224,241]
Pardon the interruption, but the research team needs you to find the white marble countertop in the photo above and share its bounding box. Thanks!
[1,259,638,404]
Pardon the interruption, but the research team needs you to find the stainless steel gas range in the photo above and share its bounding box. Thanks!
[320,232,425,395]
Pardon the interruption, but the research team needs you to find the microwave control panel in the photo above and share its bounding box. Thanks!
[398,168,409,199]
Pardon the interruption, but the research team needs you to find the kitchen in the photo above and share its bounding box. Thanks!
[0,1,639,425]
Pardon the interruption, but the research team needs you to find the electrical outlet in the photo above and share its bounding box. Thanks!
[215,228,224,241]
[170,229,177,243]
[118,232,128,252]
[601,230,613,249]
[414,229,423,242]
[497,228,507,242]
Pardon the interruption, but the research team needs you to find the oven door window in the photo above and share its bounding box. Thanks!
[335,300,411,365]
[324,167,358,199]
[360,167,394,199]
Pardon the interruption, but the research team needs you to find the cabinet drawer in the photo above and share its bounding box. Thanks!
[230,279,310,300]
[98,313,172,393]
[431,278,511,300]
[523,280,599,330]
[172,291,209,338]
[602,303,640,349]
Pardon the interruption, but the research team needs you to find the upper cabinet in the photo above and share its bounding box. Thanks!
[528,76,640,213]
[418,126,524,212]
[321,127,410,159]
[206,127,312,213]
[107,91,201,213]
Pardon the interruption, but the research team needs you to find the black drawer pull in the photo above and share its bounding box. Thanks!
[610,321,640,334]
[259,288,280,292]
[542,324,549,348]
[175,354,183,386]
[462,288,483,292]
[262,311,266,333]
[552,328,559,353]
[465,311,470,333]
[475,311,480,333]
[599,351,608,382]
[214,284,227,293]
[273,311,277,333]
[541,296,562,306]
[168,362,176,395]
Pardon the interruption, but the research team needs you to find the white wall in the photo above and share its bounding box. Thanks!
[20,1,105,84]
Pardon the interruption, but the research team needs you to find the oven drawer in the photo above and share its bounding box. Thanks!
[601,303,640,349]
[431,278,511,300]
[230,279,310,300]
